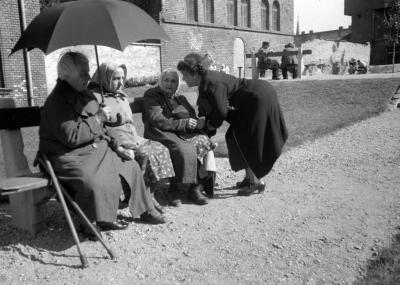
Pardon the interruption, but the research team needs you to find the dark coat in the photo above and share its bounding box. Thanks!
[255,47,272,69]
[143,86,202,184]
[39,80,152,221]
[281,47,299,68]
[198,71,288,178]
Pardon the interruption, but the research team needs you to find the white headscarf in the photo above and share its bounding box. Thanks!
[92,61,127,94]
[158,68,181,96]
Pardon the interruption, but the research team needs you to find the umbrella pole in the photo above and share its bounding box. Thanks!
[17,0,34,107]
[94,45,104,96]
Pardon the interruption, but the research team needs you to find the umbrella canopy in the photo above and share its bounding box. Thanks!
[11,0,170,55]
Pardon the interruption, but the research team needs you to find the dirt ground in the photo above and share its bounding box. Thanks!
[0,107,399,284]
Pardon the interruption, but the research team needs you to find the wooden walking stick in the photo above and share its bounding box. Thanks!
[38,154,117,267]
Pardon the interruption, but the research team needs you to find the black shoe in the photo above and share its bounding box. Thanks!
[188,184,208,205]
[202,172,216,198]
[140,211,167,224]
[237,181,266,196]
[167,186,182,207]
[78,223,102,241]
[236,177,250,188]
[96,221,129,231]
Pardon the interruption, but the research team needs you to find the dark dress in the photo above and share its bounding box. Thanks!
[39,80,154,221]
[143,86,213,184]
[198,70,288,179]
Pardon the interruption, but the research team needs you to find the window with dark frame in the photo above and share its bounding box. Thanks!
[272,1,280,31]
[204,0,214,23]
[227,0,237,26]
[261,0,269,30]
[240,0,250,27]
[187,0,198,22]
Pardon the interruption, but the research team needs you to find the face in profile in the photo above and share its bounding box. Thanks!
[181,70,198,87]
[110,67,125,92]
[68,62,90,92]
[161,71,179,94]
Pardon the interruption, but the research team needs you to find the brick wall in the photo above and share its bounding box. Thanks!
[159,0,294,76]
[0,0,47,107]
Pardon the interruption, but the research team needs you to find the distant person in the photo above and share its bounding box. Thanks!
[357,60,368,74]
[281,43,299,79]
[255,41,274,78]
[348,58,357,74]
[177,52,288,196]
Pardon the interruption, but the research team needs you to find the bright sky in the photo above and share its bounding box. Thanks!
[294,0,352,33]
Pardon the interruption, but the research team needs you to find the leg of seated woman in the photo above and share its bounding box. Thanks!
[115,154,166,224]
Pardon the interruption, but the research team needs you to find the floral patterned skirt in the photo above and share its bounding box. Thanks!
[134,140,175,186]
[185,134,215,162]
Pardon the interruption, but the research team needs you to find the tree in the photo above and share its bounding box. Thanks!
[384,0,400,73]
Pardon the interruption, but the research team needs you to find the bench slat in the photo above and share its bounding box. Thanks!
[245,49,312,58]
[0,173,48,192]
[0,106,42,129]
[129,96,144,114]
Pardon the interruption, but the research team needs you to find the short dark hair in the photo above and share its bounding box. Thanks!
[262,41,269,46]
[177,52,208,75]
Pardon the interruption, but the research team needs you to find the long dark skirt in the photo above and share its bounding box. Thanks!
[50,141,154,221]
[144,126,214,184]
[226,79,288,178]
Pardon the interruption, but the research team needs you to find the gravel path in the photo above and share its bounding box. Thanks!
[0,109,399,284]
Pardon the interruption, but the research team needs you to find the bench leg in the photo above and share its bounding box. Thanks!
[9,187,52,235]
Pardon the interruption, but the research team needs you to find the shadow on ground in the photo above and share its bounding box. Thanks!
[354,228,400,285]
[0,200,80,247]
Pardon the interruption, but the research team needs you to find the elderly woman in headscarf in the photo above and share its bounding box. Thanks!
[89,61,175,223]
[143,68,216,206]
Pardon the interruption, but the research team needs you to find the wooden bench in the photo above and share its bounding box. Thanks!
[0,96,144,235]
[246,48,312,80]
[0,96,146,267]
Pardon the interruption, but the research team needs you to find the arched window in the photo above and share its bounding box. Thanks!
[227,0,237,26]
[272,1,280,31]
[261,0,269,30]
[204,0,214,23]
[187,0,198,22]
[240,0,250,27]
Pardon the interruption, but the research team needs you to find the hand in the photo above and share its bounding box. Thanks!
[186,118,198,130]
[96,106,112,122]
[196,117,205,129]
[116,146,135,161]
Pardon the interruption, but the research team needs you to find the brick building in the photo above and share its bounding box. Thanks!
[136,0,295,78]
[344,0,398,65]
[297,26,352,44]
[0,0,47,106]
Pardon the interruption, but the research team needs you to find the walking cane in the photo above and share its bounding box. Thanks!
[38,154,116,267]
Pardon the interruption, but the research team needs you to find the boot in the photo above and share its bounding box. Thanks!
[187,184,208,205]
[167,183,182,207]
[202,172,216,198]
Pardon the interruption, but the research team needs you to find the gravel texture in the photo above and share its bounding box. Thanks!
[0,109,399,284]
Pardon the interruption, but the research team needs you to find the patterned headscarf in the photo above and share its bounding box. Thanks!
[158,68,181,96]
[92,61,127,94]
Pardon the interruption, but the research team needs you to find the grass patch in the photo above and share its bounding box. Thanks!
[0,77,397,177]
[355,231,400,285]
